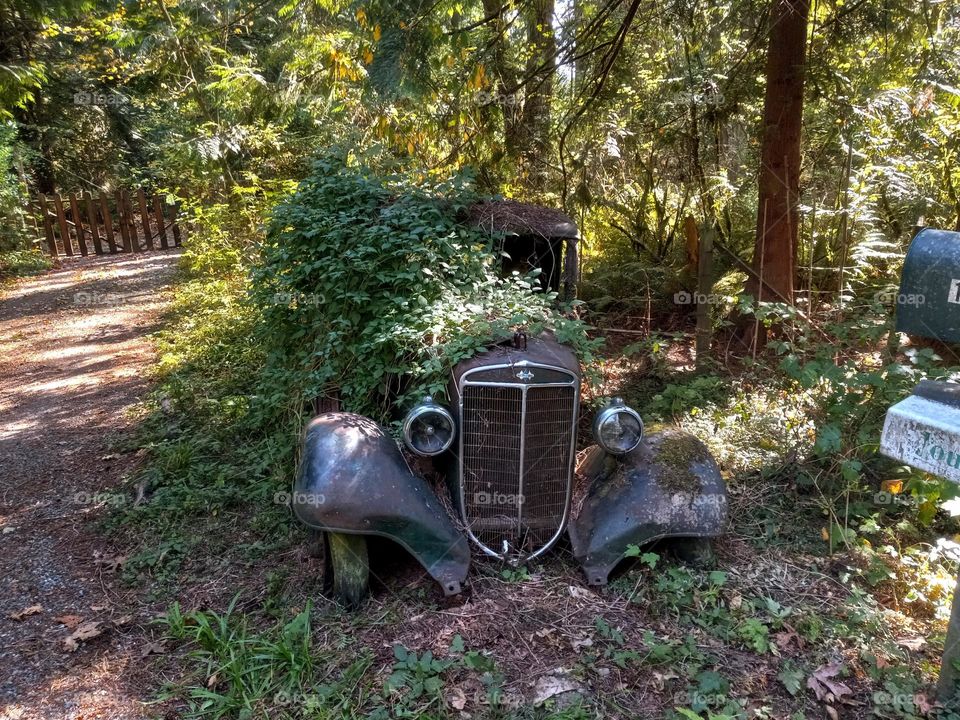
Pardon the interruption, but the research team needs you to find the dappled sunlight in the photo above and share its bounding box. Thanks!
[0,250,180,718]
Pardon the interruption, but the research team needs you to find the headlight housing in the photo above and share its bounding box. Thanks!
[402,396,456,457]
[593,397,644,455]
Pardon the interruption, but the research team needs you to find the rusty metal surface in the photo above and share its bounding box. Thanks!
[569,430,728,586]
[467,200,578,238]
[450,333,581,388]
[292,412,470,596]
[448,334,581,561]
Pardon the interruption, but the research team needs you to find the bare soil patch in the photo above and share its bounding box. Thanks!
[0,251,180,720]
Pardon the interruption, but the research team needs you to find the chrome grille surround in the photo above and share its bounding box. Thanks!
[457,361,579,561]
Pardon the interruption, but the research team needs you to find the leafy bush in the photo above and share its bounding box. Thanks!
[0,248,51,278]
[0,123,30,252]
[252,152,598,422]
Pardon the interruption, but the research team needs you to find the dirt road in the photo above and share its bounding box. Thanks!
[0,251,180,720]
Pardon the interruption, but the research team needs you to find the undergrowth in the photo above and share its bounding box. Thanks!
[117,155,960,719]
[0,247,52,279]
[253,151,599,424]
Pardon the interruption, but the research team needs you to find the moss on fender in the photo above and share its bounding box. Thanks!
[649,430,712,493]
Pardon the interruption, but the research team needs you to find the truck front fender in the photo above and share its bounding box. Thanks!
[569,429,728,586]
[292,412,470,596]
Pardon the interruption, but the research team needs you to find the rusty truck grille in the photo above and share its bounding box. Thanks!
[459,372,577,559]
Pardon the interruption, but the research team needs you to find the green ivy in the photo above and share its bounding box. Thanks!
[252,151,599,423]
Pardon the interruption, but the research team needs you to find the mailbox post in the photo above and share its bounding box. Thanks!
[881,380,960,699]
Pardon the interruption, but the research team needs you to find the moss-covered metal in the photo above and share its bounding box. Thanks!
[568,429,728,586]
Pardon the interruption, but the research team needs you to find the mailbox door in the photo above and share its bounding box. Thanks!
[897,228,960,342]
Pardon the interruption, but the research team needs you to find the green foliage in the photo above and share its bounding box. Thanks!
[386,645,453,712]
[0,247,51,278]
[0,123,31,251]
[158,596,320,719]
[252,152,599,422]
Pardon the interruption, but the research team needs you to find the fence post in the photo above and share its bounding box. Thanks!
[53,194,72,256]
[940,573,960,700]
[69,192,88,256]
[38,194,58,256]
[171,201,182,247]
[123,189,141,251]
[115,190,131,252]
[99,193,117,253]
[84,191,104,255]
[695,225,715,370]
[138,188,154,250]
[152,195,170,249]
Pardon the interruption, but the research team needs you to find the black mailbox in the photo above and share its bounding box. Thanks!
[896,228,960,343]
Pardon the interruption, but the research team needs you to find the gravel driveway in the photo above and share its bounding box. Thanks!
[0,251,180,720]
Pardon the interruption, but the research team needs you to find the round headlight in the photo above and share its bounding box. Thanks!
[593,397,644,455]
[402,397,456,457]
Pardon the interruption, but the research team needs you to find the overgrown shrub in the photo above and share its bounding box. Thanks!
[0,123,31,252]
[252,152,599,423]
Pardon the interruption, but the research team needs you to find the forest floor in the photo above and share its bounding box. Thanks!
[0,250,956,720]
[0,250,181,720]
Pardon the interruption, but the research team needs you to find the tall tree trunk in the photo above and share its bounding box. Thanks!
[480,0,520,160]
[519,0,555,192]
[747,0,810,306]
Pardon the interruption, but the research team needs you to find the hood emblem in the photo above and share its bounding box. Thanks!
[516,369,535,381]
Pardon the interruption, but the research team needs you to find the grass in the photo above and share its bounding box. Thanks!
[0,247,52,280]
[106,228,960,719]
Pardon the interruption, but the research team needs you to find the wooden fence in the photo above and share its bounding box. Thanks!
[29,189,183,258]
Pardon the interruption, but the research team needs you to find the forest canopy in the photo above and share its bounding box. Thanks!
[4,0,960,717]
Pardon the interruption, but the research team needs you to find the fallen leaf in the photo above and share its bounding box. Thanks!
[651,669,679,691]
[570,636,593,651]
[807,662,852,703]
[446,686,467,710]
[94,554,126,573]
[531,672,584,705]
[63,621,102,652]
[774,624,803,652]
[53,614,83,629]
[881,479,904,494]
[568,585,592,600]
[9,605,42,620]
[113,614,134,626]
[826,705,839,720]
[897,636,926,651]
[206,672,219,688]
[140,640,166,657]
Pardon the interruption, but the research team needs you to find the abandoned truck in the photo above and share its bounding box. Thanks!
[291,201,728,605]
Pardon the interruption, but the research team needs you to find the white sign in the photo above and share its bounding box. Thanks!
[880,395,960,483]
[949,278,960,305]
